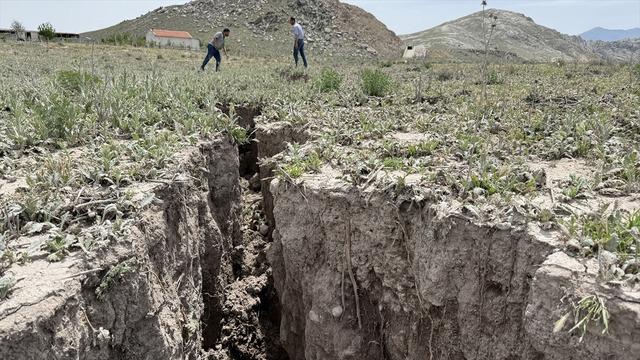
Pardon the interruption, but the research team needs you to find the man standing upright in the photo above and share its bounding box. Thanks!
[201,28,230,72]
[289,17,308,68]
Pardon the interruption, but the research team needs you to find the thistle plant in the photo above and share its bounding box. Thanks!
[480,1,498,120]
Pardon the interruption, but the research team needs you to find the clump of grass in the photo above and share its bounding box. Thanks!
[27,154,76,191]
[406,140,439,157]
[361,69,392,97]
[486,70,502,85]
[466,160,537,196]
[315,68,342,93]
[381,157,405,171]
[572,208,640,254]
[56,70,101,93]
[562,175,589,200]
[96,258,137,301]
[44,232,77,262]
[277,145,323,180]
[31,93,87,147]
[436,70,454,82]
[0,274,17,300]
[277,67,307,82]
[554,294,609,343]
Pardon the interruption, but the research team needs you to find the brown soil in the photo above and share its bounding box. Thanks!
[2,107,639,360]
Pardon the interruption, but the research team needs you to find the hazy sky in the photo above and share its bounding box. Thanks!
[0,0,638,35]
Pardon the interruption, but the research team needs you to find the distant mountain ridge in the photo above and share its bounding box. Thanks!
[581,27,640,42]
[83,0,401,58]
[591,38,640,62]
[401,9,597,62]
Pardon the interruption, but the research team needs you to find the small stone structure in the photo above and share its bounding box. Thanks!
[145,29,200,50]
[403,44,427,58]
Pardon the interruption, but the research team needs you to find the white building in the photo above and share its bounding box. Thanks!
[146,29,200,50]
[403,45,427,59]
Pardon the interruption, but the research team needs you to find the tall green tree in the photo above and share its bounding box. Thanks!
[37,22,56,43]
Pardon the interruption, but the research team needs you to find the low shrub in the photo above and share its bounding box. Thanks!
[436,69,454,82]
[56,70,101,93]
[316,68,342,92]
[103,33,146,47]
[361,69,392,97]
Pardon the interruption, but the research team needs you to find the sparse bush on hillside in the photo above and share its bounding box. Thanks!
[316,68,342,92]
[487,70,502,85]
[361,69,392,97]
[436,69,454,82]
[103,33,146,47]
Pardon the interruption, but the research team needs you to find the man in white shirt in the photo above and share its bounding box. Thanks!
[201,28,230,72]
[289,17,308,68]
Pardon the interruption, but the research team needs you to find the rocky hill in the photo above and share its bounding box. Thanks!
[581,27,640,42]
[401,9,597,62]
[83,0,401,58]
[591,37,640,62]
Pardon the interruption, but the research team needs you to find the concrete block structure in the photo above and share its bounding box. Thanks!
[403,44,427,59]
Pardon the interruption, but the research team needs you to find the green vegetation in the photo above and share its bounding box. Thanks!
[0,41,639,292]
[565,209,640,255]
[277,145,322,180]
[562,175,589,200]
[102,33,146,47]
[95,258,137,300]
[316,68,343,92]
[0,274,17,300]
[56,70,102,93]
[361,68,392,97]
[555,294,609,343]
[37,22,56,42]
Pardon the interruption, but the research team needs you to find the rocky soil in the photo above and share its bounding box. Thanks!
[83,0,402,58]
[266,169,640,359]
[0,139,241,359]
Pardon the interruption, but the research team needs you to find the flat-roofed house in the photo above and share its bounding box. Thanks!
[145,29,200,50]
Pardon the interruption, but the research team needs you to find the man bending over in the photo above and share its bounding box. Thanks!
[201,28,230,72]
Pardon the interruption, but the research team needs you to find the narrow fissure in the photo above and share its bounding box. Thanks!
[201,106,288,359]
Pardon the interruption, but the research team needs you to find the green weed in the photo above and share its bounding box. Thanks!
[562,175,589,200]
[95,258,137,301]
[554,294,609,343]
[56,70,102,93]
[316,68,343,92]
[361,69,392,97]
[0,274,17,300]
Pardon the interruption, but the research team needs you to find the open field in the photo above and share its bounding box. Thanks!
[1,41,640,359]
